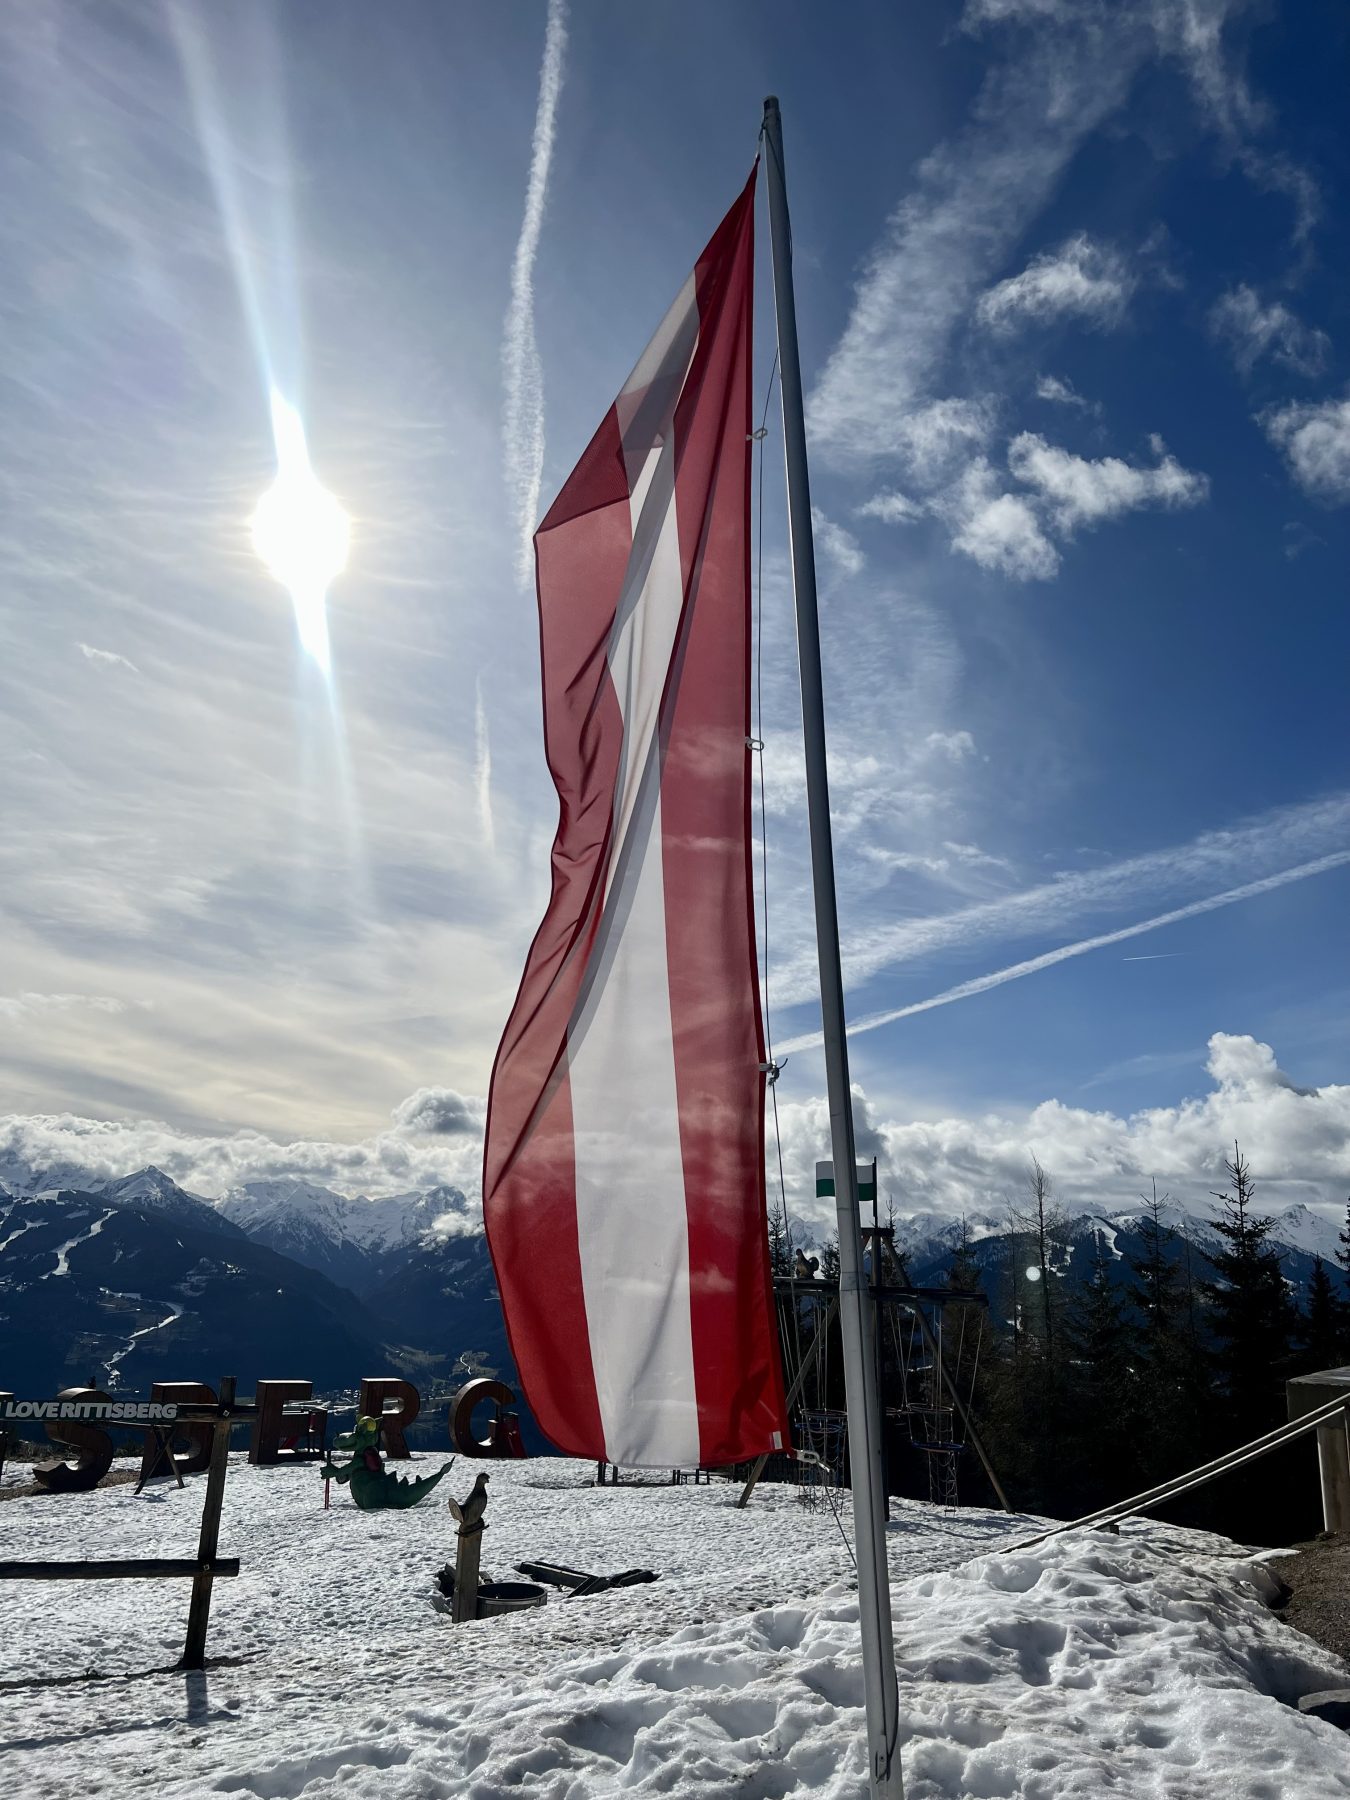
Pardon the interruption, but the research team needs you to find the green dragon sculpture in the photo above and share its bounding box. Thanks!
[321,1415,454,1510]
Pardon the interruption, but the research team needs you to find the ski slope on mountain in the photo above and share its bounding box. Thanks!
[1,1458,1346,1799]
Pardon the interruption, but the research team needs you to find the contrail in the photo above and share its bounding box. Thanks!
[776,849,1350,1056]
[474,675,495,855]
[1122,952,1186,962]
[502,0,568,591]
[775,789,1350,1005]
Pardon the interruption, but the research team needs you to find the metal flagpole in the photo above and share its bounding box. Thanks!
[761,95,903,1800]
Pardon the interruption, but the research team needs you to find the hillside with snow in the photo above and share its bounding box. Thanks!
[1,1457,1347,1798]
[0,1166,506,1398]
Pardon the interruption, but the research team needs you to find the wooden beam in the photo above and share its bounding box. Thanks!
[0,1559,239,1581]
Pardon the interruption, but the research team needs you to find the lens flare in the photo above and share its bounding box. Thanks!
[251,391,349,674]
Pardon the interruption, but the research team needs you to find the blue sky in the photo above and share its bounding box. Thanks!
[1,0,1347,1224]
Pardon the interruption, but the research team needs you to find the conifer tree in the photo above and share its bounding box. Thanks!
[994,1162,1070,1510]
[1337,1199,1350,1285]
[767,1198,792,1276]
[818,1233,841,1282]
[1064,1233,1140,1509]
[946,1216,982,1296]
[1130,1179,1182,1333]
[1122,1180,1208,1481]
[1299,1256,1346,1373]
[1203,1143,1295,1432]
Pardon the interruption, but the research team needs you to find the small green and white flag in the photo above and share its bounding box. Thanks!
[815,1160,877,1206]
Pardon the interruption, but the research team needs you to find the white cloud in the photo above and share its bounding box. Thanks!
[856,491,925,526]
[977,233,1134,333]
[390,1086,484,1137]
[78,643,139,675]
[810,507,866,577]
[935,457,1060,581]
[860,839,1013,882]
[924,730,977,763]
[6,1035,1344,1241]
[1263,394,1350,505]
[1034,374,1093,411]
[501,0,568,589]
[1007,432,1209,532]
[0,1091,488,1204]
[1209,286,1330,377]
[775,1033,1350,1231]
[427,1208,482,1242]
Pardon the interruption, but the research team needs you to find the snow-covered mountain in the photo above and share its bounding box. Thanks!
[0,1184,392,1395]
[1263,1201,1345,1263]
[213,1179,479,1291]
[0,1154,504,1396]
[891,1193,1345,1304]
[98,1165,243,1238]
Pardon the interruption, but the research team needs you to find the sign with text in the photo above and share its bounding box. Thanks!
[0,1399,181,1425]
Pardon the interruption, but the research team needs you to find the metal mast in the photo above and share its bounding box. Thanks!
[761,95,903,1800]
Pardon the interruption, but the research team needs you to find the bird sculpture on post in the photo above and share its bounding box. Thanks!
[320,1416,453,1510]
[448,1471,490,1623]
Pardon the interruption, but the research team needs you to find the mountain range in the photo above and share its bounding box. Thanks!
[0,1163,506,1403]
[890,1195,1345,1295]
[2,1149,1344,1408]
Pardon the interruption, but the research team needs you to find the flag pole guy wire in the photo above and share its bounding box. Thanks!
[760,95,903,1800]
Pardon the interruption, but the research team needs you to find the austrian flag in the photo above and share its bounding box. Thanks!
[483,170,788,1468]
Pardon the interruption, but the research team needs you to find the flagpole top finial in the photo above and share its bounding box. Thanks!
[763,95,780,117]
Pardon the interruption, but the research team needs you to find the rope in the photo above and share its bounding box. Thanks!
[823,1467,859,1573]
[752,351,791,1269]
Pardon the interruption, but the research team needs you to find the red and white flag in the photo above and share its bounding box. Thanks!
[483,170,788,1468]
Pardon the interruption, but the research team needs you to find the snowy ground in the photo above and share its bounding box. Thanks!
[1,1455,1347,1799]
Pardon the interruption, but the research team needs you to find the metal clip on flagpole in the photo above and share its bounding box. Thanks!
[761,95,904,1800]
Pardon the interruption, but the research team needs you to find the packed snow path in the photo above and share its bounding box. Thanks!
[0,1458,1346,1798]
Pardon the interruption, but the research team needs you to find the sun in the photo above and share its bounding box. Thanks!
[251,390,350,675]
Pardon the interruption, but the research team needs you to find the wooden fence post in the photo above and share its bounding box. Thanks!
[180,1376,235,1671]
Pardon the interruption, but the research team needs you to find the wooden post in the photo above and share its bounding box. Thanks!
[180,1376,235,1671]
[451,1520,484,1624]
[1287,1367,1350,1534]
